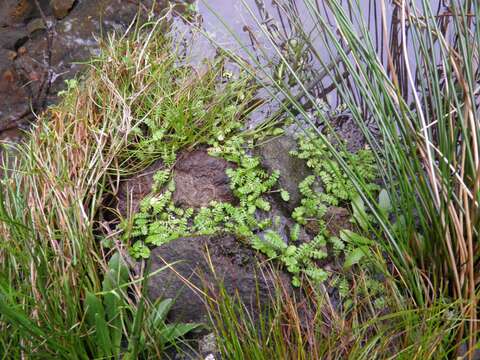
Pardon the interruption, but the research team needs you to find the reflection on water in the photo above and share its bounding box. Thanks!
[190,0,445,114]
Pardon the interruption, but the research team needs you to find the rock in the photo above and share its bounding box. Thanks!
[0,50,29,131]
[254,134,312,214]
[146,233,281,324]
[305,206,352,236]
[116,159,164,216]
[0,27,29,51]
[0,0,34,26]
[324,206,352,236]
[198,332,217,356]
[118,148,290,324]
[325,114,367,153]
[256,194,310,244]
[26,18,46,34]
[16,46,27,56]
[6,51,17,61]
[116,148,235,216]
[173,148,236,208]
[0,0,167,142]
[50,0,75,19]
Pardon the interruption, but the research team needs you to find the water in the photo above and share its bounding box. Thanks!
[191,0,445,113]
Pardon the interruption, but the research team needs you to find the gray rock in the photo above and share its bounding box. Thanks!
[254,134,312,214]
[146,234,281,324]
[50,0,75,19]
[198,332,217,356]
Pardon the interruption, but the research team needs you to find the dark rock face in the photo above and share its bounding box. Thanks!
[325,114,368,153]
[173,149,236,208]
[254,134,312,214]
[116,149,287,324]
[146,234,279,324]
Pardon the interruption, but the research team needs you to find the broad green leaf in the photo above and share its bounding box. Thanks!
[159,323,202,344]
[149,298,174,328]
[85,291,105,329]
[340,230,373,246]
[95,312,112,357]
[351,195,369,231]
[103,252,130,354]
[343,247,369,270]
[378,189,392,213]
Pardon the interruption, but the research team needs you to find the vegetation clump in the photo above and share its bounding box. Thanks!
[124,125,381,289]
[0,21,259,357]
[1,0,477,358]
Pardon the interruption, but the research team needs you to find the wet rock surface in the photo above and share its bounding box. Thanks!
[0,0,164,141]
